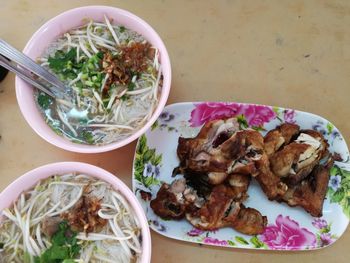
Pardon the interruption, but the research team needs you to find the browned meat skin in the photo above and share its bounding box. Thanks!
[254,152,288,200]
[150,178,203,220]
[228,173,251,202]
[152,180,267,235]
[262,123,332,216]
[281,157,333,217]
[264,123,300,157]
[175,118,271,234]
[186,184,241,230]
[224,130,265,176]
[231,206,268,235]
[270,143,310,177]
[177,118,239,164]
[177,119,266,181]
[185,184,267,235]
[183,172,251,202]
[270,129,328,185]
[176,121,268,205]
[177,118,240,173]
[150,183,187,220]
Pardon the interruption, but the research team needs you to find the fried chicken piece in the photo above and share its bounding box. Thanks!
[270,130,328,185]
[281,157,333,217]
[185,185,267,235]
[224,130,264,176]
[177,119,265,183]
[152,180,267,235]
[227,173,251,202]
[177,118,286,201]
[150,178,203,220]
[254,152,288,200]
[231,205,268,235]
[264,123,300,156]
[177,118,240,175]
[185,184,241,230]
[181,170,214,197]
[183,172,251,202]
[220,128,289,200]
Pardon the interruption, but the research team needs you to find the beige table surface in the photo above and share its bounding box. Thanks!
[1,0,350,262]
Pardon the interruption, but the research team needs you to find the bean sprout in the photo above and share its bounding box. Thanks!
[35,16,162,146]
[0,173,142,262]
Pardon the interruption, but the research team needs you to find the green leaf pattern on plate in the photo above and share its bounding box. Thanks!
[134,135,162,189]
[328,165,350,218]
[186,228,267,249]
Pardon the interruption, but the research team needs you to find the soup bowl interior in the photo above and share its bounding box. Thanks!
[0,162,152,262]
[15,5,171,153]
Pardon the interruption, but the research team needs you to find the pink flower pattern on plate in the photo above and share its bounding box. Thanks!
[187,228,204,237]
[239,104,276,127]
[189,102,276,127]
[283,109,296,124]
[259,215,316,250]
[189,102,240,127]
[320,233,333,246]
[203,237,228,246]
[312,218,328,230]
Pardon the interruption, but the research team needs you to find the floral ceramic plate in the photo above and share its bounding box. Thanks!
[132,102,350,250]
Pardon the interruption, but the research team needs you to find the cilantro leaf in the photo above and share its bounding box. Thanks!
[119,26,126,33]
[34,221,81,263]
[121,94,130,101]
[128,82,136,91]
[81,130,95,144]
[37,93,53,110]
[48,48,77,72]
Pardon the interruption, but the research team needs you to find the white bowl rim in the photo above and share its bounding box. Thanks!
[15,5,171,153]
[0,161,152,262]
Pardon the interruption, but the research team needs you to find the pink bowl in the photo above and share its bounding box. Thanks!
[15,6,171,153]
[0,162,152,262]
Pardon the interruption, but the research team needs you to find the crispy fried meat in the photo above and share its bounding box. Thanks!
[150,178,203,220]
[231,205,268,235]
[177,118,240,175]
[152,180,266,235]
[281,157,333,217]
[152,119,333,237]
[185,184,267,234]
[61,194,107,233]
[227,173,251,202]
[177,119,266,181]
[262,123,331,217]
[185,184,241,230]
[270,130,329,185]
[264,123,300,157]
[151,179,267,235]
[102,42,155,94]
[254,152,288,200]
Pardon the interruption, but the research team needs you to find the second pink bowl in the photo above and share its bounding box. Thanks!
[0,162,152,262]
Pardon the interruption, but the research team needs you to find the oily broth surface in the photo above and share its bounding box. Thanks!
[35,18,162,145]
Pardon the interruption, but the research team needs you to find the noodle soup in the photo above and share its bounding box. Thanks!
[0,173,142,262]
[36,16,162,145]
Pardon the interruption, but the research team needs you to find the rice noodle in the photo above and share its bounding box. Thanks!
[35,16,162,146]
[0,173,142,263]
